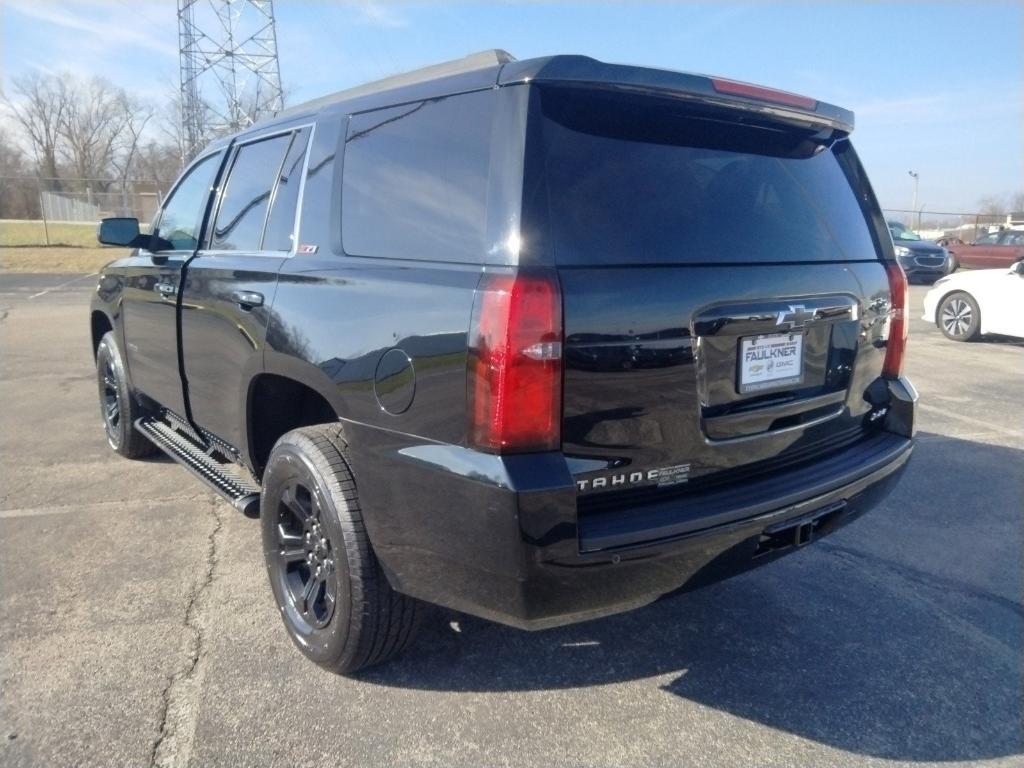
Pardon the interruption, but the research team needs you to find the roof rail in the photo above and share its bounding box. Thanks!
[274,49,516,120]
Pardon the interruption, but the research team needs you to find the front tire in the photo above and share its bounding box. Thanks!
[937,291,981,341]
[95,331,157,459]
[261,424,422,674]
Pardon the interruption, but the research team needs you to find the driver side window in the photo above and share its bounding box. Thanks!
[154,152,222,251]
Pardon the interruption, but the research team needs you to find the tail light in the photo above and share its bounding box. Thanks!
[882,261,908,379]
[468,270,562,453]
[710,77,818,110]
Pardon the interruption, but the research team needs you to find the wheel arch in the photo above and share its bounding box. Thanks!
[90,310,114,359]
[246,372,342,479]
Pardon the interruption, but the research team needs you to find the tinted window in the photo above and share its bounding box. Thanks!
[263,128,310,251]
[531,88,880,265]
[156,152,221,251]
[212,133,291,251]
[342,90,494,262]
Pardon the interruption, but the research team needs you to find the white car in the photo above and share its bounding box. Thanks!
[922,260,1024,341]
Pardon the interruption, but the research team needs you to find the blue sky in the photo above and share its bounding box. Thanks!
[2,1,1021,212]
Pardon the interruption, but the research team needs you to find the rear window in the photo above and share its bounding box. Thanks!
[530,88,880,265]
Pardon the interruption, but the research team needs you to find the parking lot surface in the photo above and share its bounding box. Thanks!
[0,272,1021,767]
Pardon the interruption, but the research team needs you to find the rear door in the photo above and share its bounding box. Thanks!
[181,126,311,455]
[525,86,894,518]
[120,151,223,415]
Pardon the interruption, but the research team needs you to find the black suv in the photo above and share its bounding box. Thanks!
[92,50,916,674]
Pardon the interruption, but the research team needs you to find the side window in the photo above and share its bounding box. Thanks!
[155,152,221,251]
[211,133,292,251]
[263,128,311,252]
[341,89,494,263]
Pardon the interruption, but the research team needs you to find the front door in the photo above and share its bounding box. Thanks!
[120,151,223,416]
[985,267,1024,336]
[181,127,311,457]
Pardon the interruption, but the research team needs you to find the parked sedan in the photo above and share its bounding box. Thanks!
[922,260,1024,341]
[887,220,951,282]
[947,229,1024,270]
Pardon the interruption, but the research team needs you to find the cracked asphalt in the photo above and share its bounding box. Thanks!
[0,272,1021,768]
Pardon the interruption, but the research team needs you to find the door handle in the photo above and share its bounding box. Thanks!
[231,290,264,309]
[155,282,177,299]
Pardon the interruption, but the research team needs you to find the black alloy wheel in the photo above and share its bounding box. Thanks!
[261,424,423,674]
[100,353,121,437]
[274,480,338,630]
[95,331,157,459]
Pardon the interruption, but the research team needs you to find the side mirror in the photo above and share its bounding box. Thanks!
[97,217,144,247]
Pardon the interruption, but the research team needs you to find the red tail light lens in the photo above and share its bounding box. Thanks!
[883,262,908,379]
[468,270,562,453]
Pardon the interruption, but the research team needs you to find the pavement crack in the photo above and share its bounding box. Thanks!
[822,542,1023,619]
[149,496,224,768]
[821,539,1024,654]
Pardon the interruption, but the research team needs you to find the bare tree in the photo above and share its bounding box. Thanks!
[4,71,70,188]
[111,92,155,185]
[58,75,130,187]
[977,195,1007,216]
[1010,191,1024,215]
[0,128,39,218]
[134,140,183,185]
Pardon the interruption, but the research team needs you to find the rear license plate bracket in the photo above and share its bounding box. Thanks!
[738,332,804,394]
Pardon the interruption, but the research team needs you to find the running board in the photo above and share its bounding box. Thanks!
[136,413,261,516]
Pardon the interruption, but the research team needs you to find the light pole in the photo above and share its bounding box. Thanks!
[908,171,920,230]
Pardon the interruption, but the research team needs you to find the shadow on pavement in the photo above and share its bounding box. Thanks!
[360,432,1023,762]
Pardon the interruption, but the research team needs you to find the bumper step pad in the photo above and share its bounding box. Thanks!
[136,412,260,516]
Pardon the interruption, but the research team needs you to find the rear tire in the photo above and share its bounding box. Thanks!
[95,331,157,459]
[261,424,423,674]
[937,291,981,341]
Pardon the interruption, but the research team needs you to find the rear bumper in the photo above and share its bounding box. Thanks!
[349,377,916,630]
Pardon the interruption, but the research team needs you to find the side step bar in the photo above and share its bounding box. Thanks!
[136,412,261,516]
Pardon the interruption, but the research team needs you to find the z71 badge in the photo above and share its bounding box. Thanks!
[576,463,691,494]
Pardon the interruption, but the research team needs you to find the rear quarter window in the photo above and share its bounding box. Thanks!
[530,88,880,266]
[341,89,495,263]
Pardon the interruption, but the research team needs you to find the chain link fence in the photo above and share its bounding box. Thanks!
[1,177,173,246]
[882,208,1021,245]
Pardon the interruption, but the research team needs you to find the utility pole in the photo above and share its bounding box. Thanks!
[177,0,284,160]
[908,170,920,230]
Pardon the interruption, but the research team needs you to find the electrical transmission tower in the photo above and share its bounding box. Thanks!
[177,0,284,158]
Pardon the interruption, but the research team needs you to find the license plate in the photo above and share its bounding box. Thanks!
[739,332,804,393]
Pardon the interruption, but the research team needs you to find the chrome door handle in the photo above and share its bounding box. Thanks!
[155,282,177,298]
[230,290,264,309]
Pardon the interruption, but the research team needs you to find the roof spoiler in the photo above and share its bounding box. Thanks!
[499,56,854,135]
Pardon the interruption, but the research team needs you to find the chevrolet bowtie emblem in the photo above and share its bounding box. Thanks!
[777,304,816,330]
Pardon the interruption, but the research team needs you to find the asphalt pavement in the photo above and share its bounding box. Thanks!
[0,272,1021,767]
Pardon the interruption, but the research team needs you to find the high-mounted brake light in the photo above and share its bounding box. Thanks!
[710,77,818,110]
[882,262,908,379]
[468,270,562,453]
